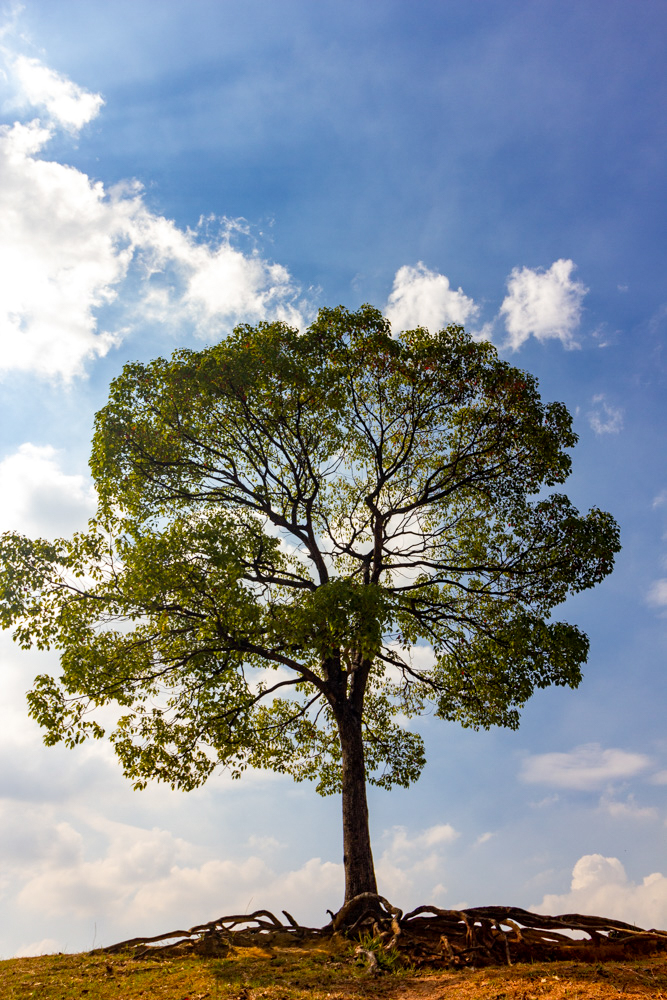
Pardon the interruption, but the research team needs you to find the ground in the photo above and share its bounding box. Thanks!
[1,945,667,999]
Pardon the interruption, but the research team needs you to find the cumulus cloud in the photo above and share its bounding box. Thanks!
[0,50,304,382]
[476,831,494,845]
[133,211,305,336]
[14,938,59,958]
[11,813,464,951]
[520,743,651,790]
[599,794,657,821]
[130,854,342,930]
[384,262,478,333]
[535,854,667,929]
[588,394,624,435]
[0,443,95,537]
[13,811,342,938]
[500,259,587,350]
[382,823,459,857]
[0,119,134,379]
[375,823,460,902]
[9,54,104,131]
[647,579,667,609]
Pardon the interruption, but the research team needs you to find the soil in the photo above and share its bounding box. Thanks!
[2,949,667,1000]
[380,958,667,998]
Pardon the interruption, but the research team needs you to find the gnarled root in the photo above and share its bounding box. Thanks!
[95,898,667,968]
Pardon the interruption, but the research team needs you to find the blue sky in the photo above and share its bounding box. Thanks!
[0,0,666,958]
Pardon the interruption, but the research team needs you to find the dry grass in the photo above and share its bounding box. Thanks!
[2,942,667,999]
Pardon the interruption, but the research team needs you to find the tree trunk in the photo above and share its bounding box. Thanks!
[336,705,378,901]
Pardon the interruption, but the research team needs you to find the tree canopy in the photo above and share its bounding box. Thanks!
[0,304,620,901]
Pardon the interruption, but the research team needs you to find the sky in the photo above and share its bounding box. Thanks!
[0,0,666,959]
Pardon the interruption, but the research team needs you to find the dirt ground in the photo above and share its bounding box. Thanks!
[377,958,667,999]
[2,949,667,999]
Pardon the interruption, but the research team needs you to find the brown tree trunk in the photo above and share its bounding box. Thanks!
[336,705,378,901]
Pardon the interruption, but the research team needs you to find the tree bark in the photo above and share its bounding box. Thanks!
[336,705,378,901]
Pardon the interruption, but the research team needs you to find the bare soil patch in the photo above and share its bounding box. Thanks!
[2,946,667,1000]
[5,899,667,999]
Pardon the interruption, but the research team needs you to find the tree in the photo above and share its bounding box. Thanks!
[0,305,620,904]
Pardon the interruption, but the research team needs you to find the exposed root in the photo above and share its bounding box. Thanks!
[95,908,327,960]
[94,896,667,968]
[353,944,380,973]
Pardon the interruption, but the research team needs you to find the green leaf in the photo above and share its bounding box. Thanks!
[0,305,620,801]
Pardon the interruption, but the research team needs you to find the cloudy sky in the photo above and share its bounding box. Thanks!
[0,0,666,958]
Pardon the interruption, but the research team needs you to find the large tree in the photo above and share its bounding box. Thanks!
[0,305,619,903]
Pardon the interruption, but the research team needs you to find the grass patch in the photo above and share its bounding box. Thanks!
[2,943,667,999]
[0,942,402,1000]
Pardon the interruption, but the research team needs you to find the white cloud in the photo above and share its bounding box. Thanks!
[535,854,667,929]
[14,812,342,935]
[591,325,614,348]
[0,50,305,382]
[247,834,283,852]
[470,320,495,343]
[130,854,342,930]
[588,394,624,434]
[476,831,494,845]
[375,823,459,903]
[599,795,657,821]
[13,937,59,958]
[9,54,104,131]
[500,259,587,350]
[382,823,459,858]
[384,262,478,333]
[530,793,560,808]
[0,443,95,538]
[647,579,667,608]
[132,211,306,335]
[0,120,134,379]
[520,743,651,791]
[652,490,667,509]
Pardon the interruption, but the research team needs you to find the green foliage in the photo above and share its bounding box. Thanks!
[353,932,413,974]
[0,305,620,795]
